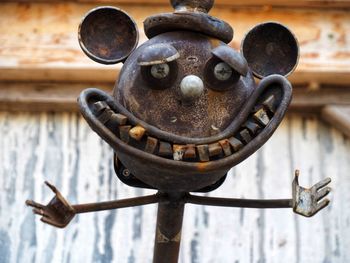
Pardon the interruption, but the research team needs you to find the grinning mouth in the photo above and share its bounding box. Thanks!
[79,75,292,163]
[91,96,274,162]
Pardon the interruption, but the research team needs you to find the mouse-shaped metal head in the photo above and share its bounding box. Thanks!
[78,1,299,192]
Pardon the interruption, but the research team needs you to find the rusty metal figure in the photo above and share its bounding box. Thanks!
[26,1,331,262]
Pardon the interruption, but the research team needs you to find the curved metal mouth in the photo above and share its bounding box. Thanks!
[78,74,292,164]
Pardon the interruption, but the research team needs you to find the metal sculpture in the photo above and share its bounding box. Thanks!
[26,1,331,262]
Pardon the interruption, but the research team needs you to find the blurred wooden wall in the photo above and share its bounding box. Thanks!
[0,1,350,263]
[1,113,350,263]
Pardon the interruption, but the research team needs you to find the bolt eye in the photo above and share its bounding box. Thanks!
[141,61,178,89]
[151,63,170,79]
[204,56,241,91]
[214,62,232,81]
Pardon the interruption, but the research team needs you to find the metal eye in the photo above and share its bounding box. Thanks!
[214,62,232,81]
[151,63,170,79]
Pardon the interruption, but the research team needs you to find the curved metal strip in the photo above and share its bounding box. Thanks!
[212,45,248,76]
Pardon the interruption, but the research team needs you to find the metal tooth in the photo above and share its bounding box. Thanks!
[228,137,243,152]
[196,145,210,162]
[129,125,146,141]
[159,141,173,157]
[244,120,261,135]
[93,101,109,114]
[262,94,276,113]
[110,113,128,126]
[173,145,186,161]
[184,144,196,160]
[240,129,252,144]
[119,126,131,143]
[219,139,232,157]
[98,109,114,124]
[253,108,270,126]
[208,143,223,157]
[145,137,158,154]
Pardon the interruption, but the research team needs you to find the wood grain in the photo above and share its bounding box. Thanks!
[3,0,350,9]
[0,3,349,84]
[322,105,350,138]
[0,82,113,112]
[1,82,350,114]
[0,113,349,262]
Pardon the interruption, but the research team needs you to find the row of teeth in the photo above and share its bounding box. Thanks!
[93,94,276,163]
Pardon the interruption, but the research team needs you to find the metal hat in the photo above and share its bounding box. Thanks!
[143,0,234,43]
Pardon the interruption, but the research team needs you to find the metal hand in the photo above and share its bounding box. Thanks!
[26,181,76,228]
[292,170,331,217]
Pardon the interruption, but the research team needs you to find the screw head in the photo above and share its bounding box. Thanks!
[214,62,233,81]
[151,63,170,79]
[122,169,131,177]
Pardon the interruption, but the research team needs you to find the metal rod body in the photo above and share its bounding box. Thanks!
[153,193,185,263]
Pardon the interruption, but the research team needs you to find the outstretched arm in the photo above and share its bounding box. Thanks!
[26,181,160,228]
[186,170,331,217]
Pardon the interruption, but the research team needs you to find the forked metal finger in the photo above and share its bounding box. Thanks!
[316,199,330,213]
[45,181,58,193]
[25,200,45,209]
[45,181,74,212]
[316,187,331,201]
[313,177,331,191]
[32,208,47,217]
[41,217,66,229]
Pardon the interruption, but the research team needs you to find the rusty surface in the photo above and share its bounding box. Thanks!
[153,193,185,263]
[129,125,146,141]
[212,45,248,76]
[138,43,180,66]
[78,6,139,64]
[26,181,76,228]
[27,1,333,262]
[144,13,233,44]
[242,22,299,79]
[292,170,332,217]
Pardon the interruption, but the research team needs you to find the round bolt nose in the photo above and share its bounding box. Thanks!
[180,75,204,101]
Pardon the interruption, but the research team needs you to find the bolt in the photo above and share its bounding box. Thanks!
[151,63,170,79]
[122,169,131,177]
[214,62,232,81]
[180,75,204,100]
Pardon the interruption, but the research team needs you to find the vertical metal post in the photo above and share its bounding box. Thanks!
[153,193,185,263]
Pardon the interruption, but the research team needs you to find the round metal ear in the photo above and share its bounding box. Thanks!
[78,6,139,65]
[241,22,299,79]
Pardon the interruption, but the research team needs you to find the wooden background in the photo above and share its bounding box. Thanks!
[1,0,350,262]
[0,113,349,263]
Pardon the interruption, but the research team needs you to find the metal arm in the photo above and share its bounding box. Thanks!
[185,195,292,208]
[186,170,331,216]
[26,171,331,228]
[72,195,160,214]
[26,181,160,228]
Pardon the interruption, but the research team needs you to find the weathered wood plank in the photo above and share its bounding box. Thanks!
[1,113,349,262]
[3,0,350,9]
[0,82,113,112]
[1,82,350,114]
[291,86,350,114]
[321,105,350,138]
[0,3,349,84]
[289,116,327,262]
